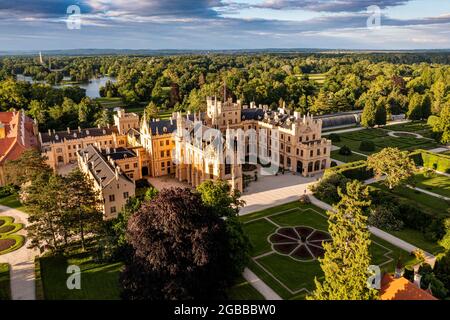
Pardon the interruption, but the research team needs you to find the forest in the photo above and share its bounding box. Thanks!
[0,52,449,139]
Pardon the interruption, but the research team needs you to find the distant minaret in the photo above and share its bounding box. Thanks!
[39,51,44,65]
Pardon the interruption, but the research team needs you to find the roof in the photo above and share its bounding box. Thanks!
[380,274,438,300]
[0,111,38,164]
[40,126,119,144]
[241,108,265,121]
[102,147,137,161]
[149,119,177,135]
[77,145,133,188]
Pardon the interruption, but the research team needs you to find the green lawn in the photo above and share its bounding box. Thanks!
[307,73,326,84]
[413,172,450,198]
[332,128,438,155]
[387,228,445,256]
[0,194,27,212]
[241,202,416,300]
[386,121,435,139]
[39,248,123,300]
[371,183,449,218]
[227,276,265,300]
[331,149,367,163]
[95,97,125,109]
[0,263,10,300]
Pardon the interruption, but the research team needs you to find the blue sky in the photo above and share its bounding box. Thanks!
[0,0,449,50]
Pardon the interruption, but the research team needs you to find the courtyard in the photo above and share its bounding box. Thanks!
[240,201,417,300]
[240,172,318,215]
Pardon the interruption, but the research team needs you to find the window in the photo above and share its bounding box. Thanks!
[125,164,130,170]
[160,141,164,147]
[296,149,299,156]
[299,137,303,143]
[68,145,71,150]
[306,136,309,141]
[286,147,291,154]
[301,150,304,157]
[166,140,170,145]
[317,149,321,156]
[310,150,313,157]
[56,148,62,153]
[111,207,116,214]
[68,153,72,158]
[324,148,327,154]
[313,134,316,140]
[161,162,165,168]
[166,150,170,157]
[123,192,129,199]
[160,151,164,158]
[167,161,171,167]
[109,195,115,202]
[134,163,138,168]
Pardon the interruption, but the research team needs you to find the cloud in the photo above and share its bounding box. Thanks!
[254,0,411,12]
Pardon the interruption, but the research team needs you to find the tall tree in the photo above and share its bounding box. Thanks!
[367,147,416,189]
[361,98,377,128]
[431,102,450,144]
[196,180,250,277]
[65,169,103,251]
[309,181,378,300]
[120,188,242,300]
[144,101,159,120]
[5,149,52,185]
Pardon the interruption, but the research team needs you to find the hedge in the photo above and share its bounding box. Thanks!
[409,149,450,173]
[324,160,374,181]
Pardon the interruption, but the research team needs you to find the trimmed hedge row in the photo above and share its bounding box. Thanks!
[409,149,450,173]
[324,160,374,181]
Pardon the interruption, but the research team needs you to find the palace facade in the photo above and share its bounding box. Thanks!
[38,98,331,218]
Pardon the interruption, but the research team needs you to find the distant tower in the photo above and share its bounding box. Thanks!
[39,51,44,65]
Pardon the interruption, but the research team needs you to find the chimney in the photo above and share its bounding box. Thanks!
[115,166,120,180]
[394,260,404,279]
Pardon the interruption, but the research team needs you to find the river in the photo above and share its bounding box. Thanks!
[15,75,117,99]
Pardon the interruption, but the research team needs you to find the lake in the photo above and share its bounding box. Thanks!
[15,75,117,99]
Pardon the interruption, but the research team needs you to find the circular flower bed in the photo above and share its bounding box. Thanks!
[269,226,331,261]
[0,216,24,255]
[0,238,16,252]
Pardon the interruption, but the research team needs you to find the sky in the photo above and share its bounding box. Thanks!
[0,0,450,51]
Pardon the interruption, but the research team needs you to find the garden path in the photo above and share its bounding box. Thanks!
[242,268,282,300]
[0,205,37,300]
[308,195,436,267]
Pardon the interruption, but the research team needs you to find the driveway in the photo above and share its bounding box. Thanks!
[240,172,319,215]
[0,205,38,300]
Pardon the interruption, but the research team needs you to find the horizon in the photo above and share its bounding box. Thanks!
[0,0,449,51]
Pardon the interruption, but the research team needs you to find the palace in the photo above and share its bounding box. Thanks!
[0,110,39,186]
[38,97,331,219]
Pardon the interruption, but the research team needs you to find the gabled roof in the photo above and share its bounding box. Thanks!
[380,274,438,300]
[40,126,119,144]
[0,111,38,165]
[77,145,133,188]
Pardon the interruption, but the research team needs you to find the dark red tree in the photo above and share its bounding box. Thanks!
[120,188,236,300]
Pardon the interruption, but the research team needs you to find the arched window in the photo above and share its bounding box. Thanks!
[314,160,320,171]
